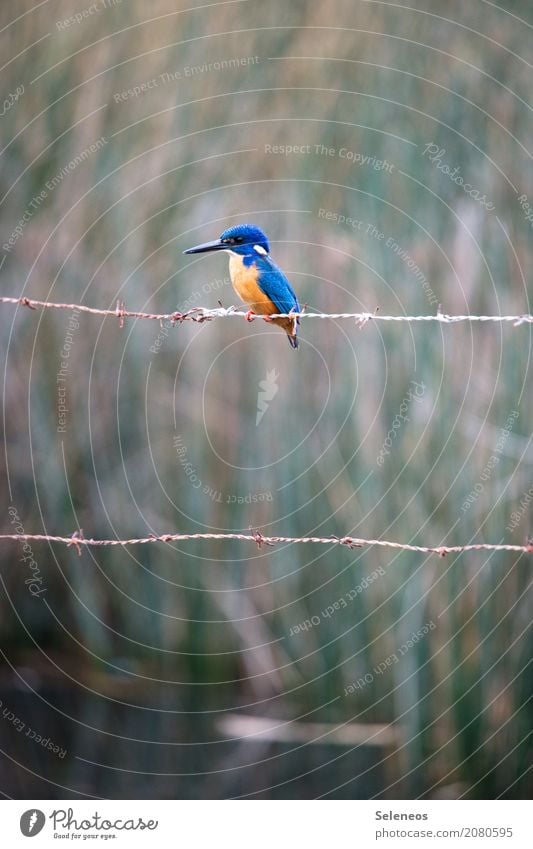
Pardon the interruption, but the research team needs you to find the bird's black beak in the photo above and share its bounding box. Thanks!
[183,238,226,255]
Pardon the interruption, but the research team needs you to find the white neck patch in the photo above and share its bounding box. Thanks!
[253,244,267,255]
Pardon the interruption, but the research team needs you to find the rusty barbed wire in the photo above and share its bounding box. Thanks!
[1,529,532,557]
[1,296,532,326]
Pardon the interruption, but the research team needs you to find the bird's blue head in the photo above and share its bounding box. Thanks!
[183,223,270,257]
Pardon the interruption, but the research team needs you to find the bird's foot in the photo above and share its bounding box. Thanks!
[245,310,256,322]
[262,315,274,323]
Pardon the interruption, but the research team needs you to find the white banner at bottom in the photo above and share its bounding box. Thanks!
[1,799,530,848]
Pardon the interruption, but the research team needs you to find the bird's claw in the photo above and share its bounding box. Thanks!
[245,310,256,322]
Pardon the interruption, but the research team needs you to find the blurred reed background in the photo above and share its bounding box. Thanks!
[0,0,531,799]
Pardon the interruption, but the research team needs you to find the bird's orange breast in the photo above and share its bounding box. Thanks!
[229,254,277,315]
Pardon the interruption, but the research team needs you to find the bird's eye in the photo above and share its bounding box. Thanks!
[233,236,244,243]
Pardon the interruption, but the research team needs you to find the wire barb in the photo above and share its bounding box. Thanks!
[67,529,84,556]
[250,527,275,549]
[333,535,364,549]
[115,299,125,329]
[19,296,37,310]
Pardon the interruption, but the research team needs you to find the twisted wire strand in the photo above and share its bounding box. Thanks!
[1,530,532,557]
[1,296,532,326]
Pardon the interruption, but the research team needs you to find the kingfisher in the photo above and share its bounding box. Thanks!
[183,224,301,349]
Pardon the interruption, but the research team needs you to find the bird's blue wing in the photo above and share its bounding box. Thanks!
[253,255,300,314]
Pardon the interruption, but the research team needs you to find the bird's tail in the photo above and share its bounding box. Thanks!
[286,311,300,349]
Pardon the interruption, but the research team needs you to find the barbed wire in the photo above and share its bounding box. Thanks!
[1,296,532,327]
[1,529,532,557]
[3,295,531,558]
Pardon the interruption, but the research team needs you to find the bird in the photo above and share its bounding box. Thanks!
[183,224,301,349]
